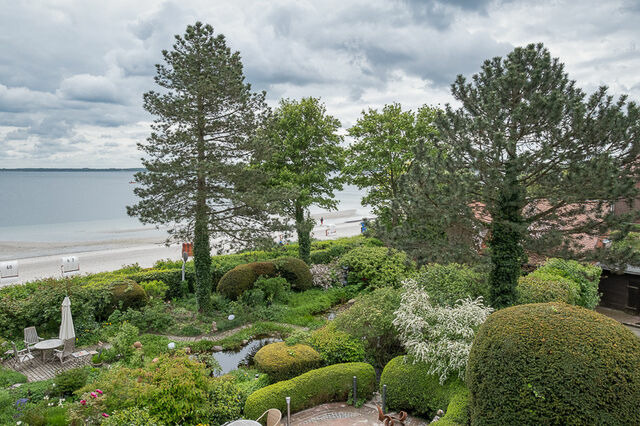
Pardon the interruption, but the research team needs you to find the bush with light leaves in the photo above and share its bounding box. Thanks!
[393,279,493,384]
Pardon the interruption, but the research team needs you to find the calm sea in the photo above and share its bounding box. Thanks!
[0,170,369,247]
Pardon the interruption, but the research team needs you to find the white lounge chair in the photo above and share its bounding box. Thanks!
[11,341,34,367]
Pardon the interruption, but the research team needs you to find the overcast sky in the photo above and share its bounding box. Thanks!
[1,0,639,168]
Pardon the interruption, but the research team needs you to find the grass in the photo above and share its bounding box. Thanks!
[0,364,27,388]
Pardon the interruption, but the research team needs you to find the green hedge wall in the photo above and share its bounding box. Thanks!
[467,302,640,425]
[253,342,323,382]
[380,356,466,418]
[515,271,580,305]
[244,362,375,420]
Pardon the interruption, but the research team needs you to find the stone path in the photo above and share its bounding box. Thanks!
[596,306,640,338]
[289,402,427,426]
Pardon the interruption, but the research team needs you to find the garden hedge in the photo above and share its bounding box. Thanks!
[380,356,466,418]
[110,279,149,311]
[274,257,313,291]
[515,271,580,305]
[217,264,261,300]
[339,246,414,288]
[466,302,640,425]
[415,263,488,306]
[308,324,365,365]
[535,258,602,309]
[244,362,375,420]
[126,269,192,298]
[253,342,323,382]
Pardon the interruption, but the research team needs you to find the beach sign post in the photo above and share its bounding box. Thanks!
[61,256,80,277]
[0,260,19,284]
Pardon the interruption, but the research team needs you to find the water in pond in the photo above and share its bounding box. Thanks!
[212,337,279,375]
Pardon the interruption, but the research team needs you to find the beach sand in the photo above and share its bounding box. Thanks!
[0,214,367,286]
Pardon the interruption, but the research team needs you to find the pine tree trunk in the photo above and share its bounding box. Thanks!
[488,161,526,308]
[194,96,212,312]
[295,202,311,264]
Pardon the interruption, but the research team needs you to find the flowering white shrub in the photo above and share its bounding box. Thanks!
[393,278,493,384]
[310,264,334,290]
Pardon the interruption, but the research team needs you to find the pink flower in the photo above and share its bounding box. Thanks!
[96,389,103,395]
[101,413,109,418]
[90,392,97,398]
[80,400,86,405]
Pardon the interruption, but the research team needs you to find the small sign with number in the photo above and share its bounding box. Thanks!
[0,261,18,279]
[61,256,80,274]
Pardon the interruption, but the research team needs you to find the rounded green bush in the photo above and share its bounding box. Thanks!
[339,246,413,288]
[415,263,488,306]
[217,264,258,300]
[308,324,365,365]
[467,302,640,425]
[253,342,323,382]
[274,257,313,291]
[516,271,580,305]
[380,356,465,418]
[110,279,148,311]
[244,362,375,419]
[310,249,333,264]
[535,258,602,309]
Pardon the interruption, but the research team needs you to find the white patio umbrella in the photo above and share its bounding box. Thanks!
[59,296,76,341]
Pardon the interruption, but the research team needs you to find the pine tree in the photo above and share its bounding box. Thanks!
[127,23,276,311]
[433,43,640,308]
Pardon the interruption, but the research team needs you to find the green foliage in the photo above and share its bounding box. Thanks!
[53,367,89,396]
[260,97,346,263]
[139,280,169,300]
[254,276,290,304]
[127,269,190,299]
[284,329,312,346]
[466,302,640,425]
[345,103,439,229]
[274,257,313,291]
[103,407,165,426]
[516,271,580,305]
[227,368,270,407]
[108,299,175,333]
[440,387,470,425]
[333,287,403,367]
[310,249,333,264]
[415,263,489,306]
[253,342,323,382]
[110,322,140,361]
[535,258,602,309]
[202,322,294,351]
[110,279,149,311]
[244,362,375,419]
[217,264,259,300]
[22,405,68,426]
[272,287,352,327]
[308,323,365,365]
[380,356,466,418]
[339,246,414,288]
[0,364,27,388]
[75,355,243,425]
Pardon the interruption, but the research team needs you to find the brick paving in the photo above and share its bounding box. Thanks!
[288,402,427,426]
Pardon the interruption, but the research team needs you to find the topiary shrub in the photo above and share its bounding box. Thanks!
[139,280,169,300]
[310,249,333,264]
[466,302,640,425]
[244,362,375,419]
[339,246,414,288]
[53,367,89,396]
[516,271,580,305]
[380,356,466,418]
[439,387,470,425]
[217,264,258,300]
[274,257,313,291]
[414,263,488,306]
[535,258,602,309]
[308,323,365,365]
[253,342,323,382]
[110,279,148,311]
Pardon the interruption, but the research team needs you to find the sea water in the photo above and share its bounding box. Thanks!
[0,170,369,257]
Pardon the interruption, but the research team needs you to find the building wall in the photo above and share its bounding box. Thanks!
[599,270,640,313]
[613,181,640,222]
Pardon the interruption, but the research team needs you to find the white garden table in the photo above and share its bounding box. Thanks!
[34,338,63,362]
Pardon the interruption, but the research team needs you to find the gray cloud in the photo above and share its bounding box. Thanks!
[0,0,638,167]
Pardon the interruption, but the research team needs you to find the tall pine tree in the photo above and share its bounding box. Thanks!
[434,43,640,308]
[128,23,277,311]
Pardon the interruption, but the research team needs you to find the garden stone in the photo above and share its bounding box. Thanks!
[241,339,248,345]
[184,347,191,354]
[212,346,223,352]
[152,357,159,363]
[211,321,218,332]
[133,341,142,349]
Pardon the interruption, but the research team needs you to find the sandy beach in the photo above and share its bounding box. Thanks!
[0,211,368,286]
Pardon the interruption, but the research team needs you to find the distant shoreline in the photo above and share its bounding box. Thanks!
[0,168,144,172]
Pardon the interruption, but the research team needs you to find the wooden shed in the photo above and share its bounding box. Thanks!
[599,266,640,314]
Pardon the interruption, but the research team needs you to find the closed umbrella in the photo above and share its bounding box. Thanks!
[59,296,75,341]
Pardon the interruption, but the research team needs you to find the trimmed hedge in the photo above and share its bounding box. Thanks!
[310,249,333,265]
[110,279,148,311]
[253,342,323,382]
[126,269,191,299]
[308,324,365,365]
[516,271,580,305]
[380,356,465,418]
[217,264,260,300]
[467,302,640,425]
[274,257,313,291]
[244,362,375,419]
